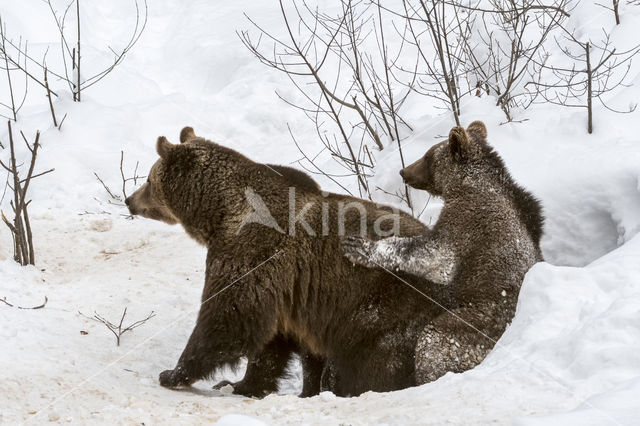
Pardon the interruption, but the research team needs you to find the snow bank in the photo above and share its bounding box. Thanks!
[1,0,640,424]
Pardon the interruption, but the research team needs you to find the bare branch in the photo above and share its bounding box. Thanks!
[528,25,640,133]
[1,122,47,265]
[94,172,121,202]
[0,295,47,309]
[79,307,156,346]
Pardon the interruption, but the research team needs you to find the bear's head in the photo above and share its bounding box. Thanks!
[125,127,205,225]
[126,127,260,246]
[399,121,491,197]
[124,136,182,224]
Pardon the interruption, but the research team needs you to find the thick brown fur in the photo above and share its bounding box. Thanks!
[343,120,544,384]
[127,127,442,397]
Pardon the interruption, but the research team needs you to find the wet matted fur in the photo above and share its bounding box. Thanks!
[127,127,445,397]
[343,121,544,384]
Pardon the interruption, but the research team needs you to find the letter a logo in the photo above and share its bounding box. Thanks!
[237,187,284,234]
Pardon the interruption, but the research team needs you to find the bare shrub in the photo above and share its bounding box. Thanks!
[0,0,147,119]
[241,0,416,208]
[94,150,146,206]
[0,122,54,265]
[528,26,640,133]
[396,0,473,126]
[43,0,148,102]
[79,307,155,347]
[459,0,571,121]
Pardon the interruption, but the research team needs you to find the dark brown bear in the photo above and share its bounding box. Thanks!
[342,121,544,384]
[126,127,442,397]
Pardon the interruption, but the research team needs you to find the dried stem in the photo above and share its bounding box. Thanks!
[94,151,146,204]
[241,0,421,206]
[0,122,53,265]
[79,307,156,346]
[76,0,81,101]
[0,295,48,310]
[0,16,16,120]
[44,68,57,127]
[527,27,639,134]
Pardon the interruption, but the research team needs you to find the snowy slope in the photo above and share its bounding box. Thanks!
[1,0,640,424]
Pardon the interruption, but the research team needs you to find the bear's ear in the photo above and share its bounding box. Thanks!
[156,136,175,159]
[179,126,196,143]
[448,126,470,161]
[466,121,487,144]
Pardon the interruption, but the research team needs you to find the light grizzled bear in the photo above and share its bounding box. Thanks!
[343,121,544,383]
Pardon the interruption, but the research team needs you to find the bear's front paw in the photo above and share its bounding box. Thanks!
[212,380,233,390]
[341,236,375,267]
[213,379,275,398]
[159,368,190,389]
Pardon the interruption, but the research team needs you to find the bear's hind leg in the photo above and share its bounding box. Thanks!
[299,352,325,397]
[213,334,298,398]
[414,301,508,384]
[332,329,417,396]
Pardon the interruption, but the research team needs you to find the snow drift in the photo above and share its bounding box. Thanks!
[1,0,640,424]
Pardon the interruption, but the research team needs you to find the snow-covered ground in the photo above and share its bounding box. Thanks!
[1,0,640,424]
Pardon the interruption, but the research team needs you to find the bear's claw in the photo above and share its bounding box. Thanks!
[212,379,272,398]
[341,235,376,267]
[212,380,233,390]
[159,368,190,389]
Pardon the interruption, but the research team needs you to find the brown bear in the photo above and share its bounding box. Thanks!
[342,121,544,384]
[126,127,444,397]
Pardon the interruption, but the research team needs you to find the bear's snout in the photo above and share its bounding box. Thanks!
[125,196,139,216]
[400,165,418,186]
[125,196,137,215]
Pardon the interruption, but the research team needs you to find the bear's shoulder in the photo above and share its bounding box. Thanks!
[265,164,321,193]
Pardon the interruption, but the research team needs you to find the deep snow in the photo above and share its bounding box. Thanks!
[1,0,640,424]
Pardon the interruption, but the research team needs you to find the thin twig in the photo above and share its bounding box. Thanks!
[1,295,47,309]
[94,172,120,201]
[44,68,57,126]
[58,113,68,130]
[0,16,17,120]
[79,308,156,346]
